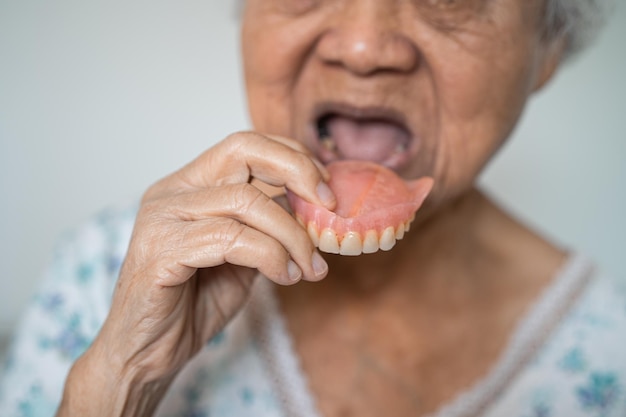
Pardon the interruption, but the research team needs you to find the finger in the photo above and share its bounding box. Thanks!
[153,217,303,287]
[263,134,330,181]
[165,132,335,209]
[211,133,334,207]
[159,183,325,281]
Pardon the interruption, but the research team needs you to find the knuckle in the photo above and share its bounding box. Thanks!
[141,181,164,203]
[294,153,318,176]
[171,169,198,191]
[138,198,165,222]
[232,183,270,213]
[133,201,184,253]
[219,219,247,253]
[223,131,256,153]
[287,153,320,180]
[287,139,311,155]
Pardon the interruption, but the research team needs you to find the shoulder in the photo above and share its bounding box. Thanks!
[30,199,139,329]
[0,201,139,416]
[37,201,139,317]
[580,270,626,325]
[556,269,626,369]
[488,268,626,416]
[556,269,626,366]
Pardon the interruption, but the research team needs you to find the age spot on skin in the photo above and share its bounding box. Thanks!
[287,161,433,256]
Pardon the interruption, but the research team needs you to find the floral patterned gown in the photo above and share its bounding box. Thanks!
[1,204,625,417]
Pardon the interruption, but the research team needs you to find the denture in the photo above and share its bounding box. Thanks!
[287,160,433,256]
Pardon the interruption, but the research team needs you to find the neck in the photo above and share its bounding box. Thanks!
[323,188,488,293]
[276,188,567,417]
[279,186,565,317]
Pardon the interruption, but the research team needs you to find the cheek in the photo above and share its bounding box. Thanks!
[441,59,533,125]
[242,38,293,134]
[242,13,322,135]
[245,84,292,135]
[427,38,540,201]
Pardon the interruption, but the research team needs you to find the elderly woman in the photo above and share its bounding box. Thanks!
[1,0,624,416]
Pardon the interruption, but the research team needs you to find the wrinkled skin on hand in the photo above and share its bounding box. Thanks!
[58,132,333,416]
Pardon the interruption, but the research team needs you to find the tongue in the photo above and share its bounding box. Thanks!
[325,116,409,163]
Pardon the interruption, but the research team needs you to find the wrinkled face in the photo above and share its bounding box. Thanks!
[241,0,558,207]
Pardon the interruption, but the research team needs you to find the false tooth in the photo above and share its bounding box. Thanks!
[379,227,396,251]
[307,222,320,247]
[405,214,415,232]
[362,230,379,254]
[319,228,340,254]
[395,225,405,240]
[339,232,362,256]
[395,142,408,153]
[321,137,336,152]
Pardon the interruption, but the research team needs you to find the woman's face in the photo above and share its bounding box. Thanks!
[241,0,560,206]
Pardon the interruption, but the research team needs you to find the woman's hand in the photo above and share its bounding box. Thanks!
[57,132,335,417]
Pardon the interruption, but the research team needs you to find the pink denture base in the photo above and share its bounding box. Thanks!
[287,160,433,253]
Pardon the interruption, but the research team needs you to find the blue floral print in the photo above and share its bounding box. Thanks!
[576,372,621,413]
[559,347,588,374]
[0,203,625,417]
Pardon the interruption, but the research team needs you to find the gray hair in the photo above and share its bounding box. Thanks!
[543,0,613,59]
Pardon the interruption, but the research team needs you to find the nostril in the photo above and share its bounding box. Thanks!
[316,27,419,76]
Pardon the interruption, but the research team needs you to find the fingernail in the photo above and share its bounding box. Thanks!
[287,260,302,282]
[316,182,336,209]
[311,251,328,279]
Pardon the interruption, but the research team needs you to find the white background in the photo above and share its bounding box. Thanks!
[1,1,625,339]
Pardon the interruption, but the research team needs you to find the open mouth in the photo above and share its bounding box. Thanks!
[314,106,414,169]
[289,104,430,256]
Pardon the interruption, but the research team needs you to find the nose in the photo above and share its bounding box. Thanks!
[315,2,419,76]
